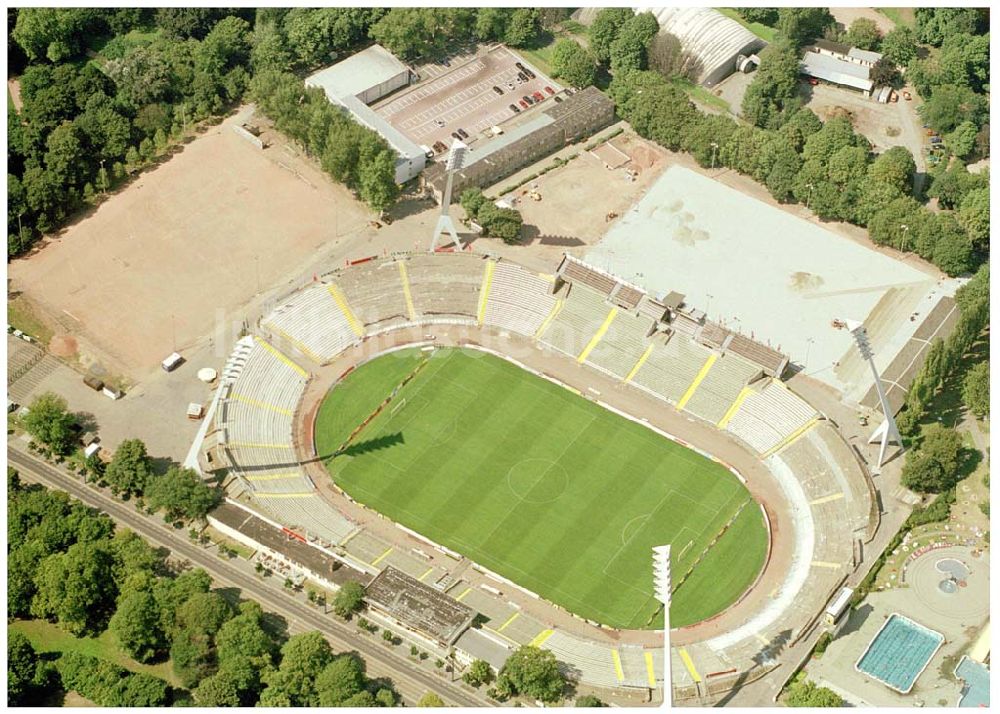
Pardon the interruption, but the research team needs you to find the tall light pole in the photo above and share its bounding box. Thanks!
[430,139,467,252]
[710,141,718,170]
[653,545,672,708]
[847,319,902,469]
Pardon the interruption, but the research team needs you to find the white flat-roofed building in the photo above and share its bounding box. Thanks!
[641,6,767,86]
[306,44,412,105]
[306,45,425,183]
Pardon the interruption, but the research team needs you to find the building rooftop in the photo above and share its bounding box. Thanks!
[210,502,371,587]
[801,51,874,92]
[812,38,852,55]
[365,566,476,646]
[642,7,766,84]
[334,93,427,162]
[848,47,883,64]
[305,44,409,103]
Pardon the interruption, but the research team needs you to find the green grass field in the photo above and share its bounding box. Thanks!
[316,348,767,629]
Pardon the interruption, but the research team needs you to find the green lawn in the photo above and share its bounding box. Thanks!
[10,619,181,687]
[316,348,767,629]
[670,76,732,114]
[876,7,916,29]
[715,8,777,43]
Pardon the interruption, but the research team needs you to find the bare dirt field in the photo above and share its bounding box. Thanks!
[830,7,898,34]
[483,127,669,267]
[8,110,372,378]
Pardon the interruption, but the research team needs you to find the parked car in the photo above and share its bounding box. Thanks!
[451,132,462,140]
[506,81,516,90]
[434,119,445,127]
[519,99,529,109]
[517,71,528,81]
[522,95,533,105]
[441,57,451,67]
[515,61,525,70]
[553,95,563,103]
[457,128,469,139]
[930,136,942,144]
[509,103,520,113]
[532,91,544,102]
[807,77,819,86]
[926,129,937,136]
[523,69,536,79]
[544,86,555,95]
[903,91,912,100]
[492,85,503,95]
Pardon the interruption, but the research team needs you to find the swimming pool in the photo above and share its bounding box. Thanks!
[855,613,944,694]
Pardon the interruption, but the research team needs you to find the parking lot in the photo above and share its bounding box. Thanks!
[373,45,561,152]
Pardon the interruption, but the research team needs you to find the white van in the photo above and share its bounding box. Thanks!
[161,352,184,372]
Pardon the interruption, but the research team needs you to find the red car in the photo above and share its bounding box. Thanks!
[807,77,819,86]
[544,86,555,95]
[532,91,544,102]
[518,99,529,109]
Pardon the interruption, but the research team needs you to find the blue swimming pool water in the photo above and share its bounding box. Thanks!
[856,614,944,693]
[956,656,990,707]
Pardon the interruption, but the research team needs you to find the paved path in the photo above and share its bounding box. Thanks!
[8,446,491,709]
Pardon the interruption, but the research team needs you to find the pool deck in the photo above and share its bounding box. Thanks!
[806,546,989,706]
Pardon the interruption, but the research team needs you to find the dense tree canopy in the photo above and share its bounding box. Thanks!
[23,391,77,455]
[962,361,989,418]
[608,11,659,74]
[497,646,565,703]
[786,678,843,707]
[902,424,966,493]
[552,39,597,89]
[332,580,366,619]
[741,40,801,129]
[589,8,634,64]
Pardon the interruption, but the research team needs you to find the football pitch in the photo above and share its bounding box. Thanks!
[316,347,768,629]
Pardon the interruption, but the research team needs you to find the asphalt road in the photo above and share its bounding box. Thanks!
[8,446,491,709]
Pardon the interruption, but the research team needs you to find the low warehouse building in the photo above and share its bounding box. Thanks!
[306,44,426,184]
[642,7,767,86]
[364,566,476,649]
[426,86,615,199]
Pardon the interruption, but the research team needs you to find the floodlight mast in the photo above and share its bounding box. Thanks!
[430,139,467,252]
[652,545,672,708]
[846,319,902,469]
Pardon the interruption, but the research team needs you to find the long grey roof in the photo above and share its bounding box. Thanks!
[641,7,765,83]
[334,93,426,162]
[801,52,874,92]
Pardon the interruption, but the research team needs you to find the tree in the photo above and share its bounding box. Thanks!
[915,8,983,46]
[962,362,989,418]
[12,8,91,63]
[8,630,45,706]
[918,84,988,134]
[497,646,565,703]
[23,391,77,455]
[879,26,917,67]
[477,202,524,244]
[333,581,366,619]
[868,196,922,250]
[418,691,445,707]
[740,40,802,129]
[576,694,606,707]
[956,264,989,313]
[356,149,399,214]
[945,121,979,160]
[775,8,834,47]
[110,590,167,663]
[105,439,154,497]
[786,678,843,707]
[845,18,882,51]
[176,591,235,637]
[31,541,117,635]
[869,58,900,88]
[957,187,988,251]
[375,687,397,707]
[552,39,597,89]
[260,631,333,706]
[145,465,221,521]
[647,32,688,79]
[194,668,242,706]
[589,8,633,64]
[901,424,964,493]
[869,146,915,195]
[463,659,493,687]
[608,12,659,74]
[503,9,540,48]
[315,654,367,706]
[460,188,487,220]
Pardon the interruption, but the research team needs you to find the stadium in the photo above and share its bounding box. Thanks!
[201,246,878,699]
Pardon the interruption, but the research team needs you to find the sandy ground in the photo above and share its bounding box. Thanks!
[830,7,898,34]
[8,110,372,379]
[8,77,23,112]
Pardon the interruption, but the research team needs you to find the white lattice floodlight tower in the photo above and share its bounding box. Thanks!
[652,545,672,708]
[429,139,468,252]
[847,319,902,468]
